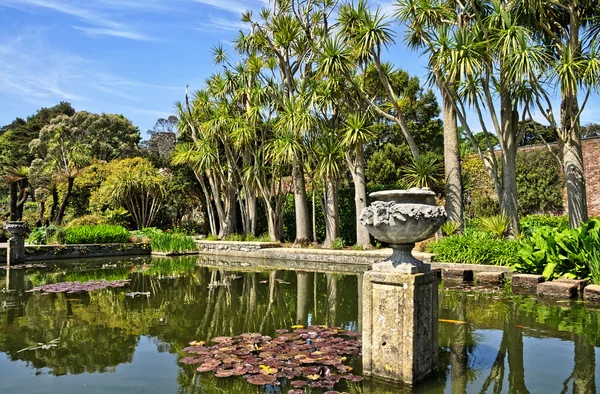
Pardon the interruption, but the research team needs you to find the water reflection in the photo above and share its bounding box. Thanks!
[0,257,598,393]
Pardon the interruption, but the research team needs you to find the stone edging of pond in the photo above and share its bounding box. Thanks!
[0,243,151,262]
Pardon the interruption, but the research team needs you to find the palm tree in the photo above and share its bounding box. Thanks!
[340,114,375,248]
[396,0,465,230]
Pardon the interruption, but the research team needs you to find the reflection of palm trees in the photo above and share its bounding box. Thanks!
[573,332,596,394]
[326,273,339,327]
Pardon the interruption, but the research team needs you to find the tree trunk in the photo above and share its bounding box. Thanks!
[292,157,310,246]
[49,186,59,225]
[218,188,237,239]
[54,177,74,225]
[561,95,588,228]
[350,147,371,248]
[442,92,464,231]
[500,91,520,238]
[9,182,17,221]
[322,179,339,249]
[37,201,45,227]
[247,192,257,236]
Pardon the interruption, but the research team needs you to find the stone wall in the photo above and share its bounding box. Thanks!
[0,243,151,262]
[196,241,281,253]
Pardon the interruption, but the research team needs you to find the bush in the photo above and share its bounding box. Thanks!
[65,214,105,228]
[222,233,273,242]
[331,237,345,250]
[149,232,197,253]
[440,221,459,236]
[513,219,600,281]
[427,230,520,266]
[57,225,130,244]
[520,214,569,235]
[28,226,59,245]
[515,148,564,215]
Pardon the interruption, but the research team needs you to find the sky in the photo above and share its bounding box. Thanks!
[1,0,599,140]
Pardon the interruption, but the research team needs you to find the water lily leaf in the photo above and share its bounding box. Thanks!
[246,374,277,385]
[291,325,304,329]
[306,374,320,380]
[290,380,308,388]
[189,340,205,346]
[259,365,278,375]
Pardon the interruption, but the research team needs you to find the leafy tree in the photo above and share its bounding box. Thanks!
[30,111,141,225]
[582,123,600,140]
[90,157,167,229]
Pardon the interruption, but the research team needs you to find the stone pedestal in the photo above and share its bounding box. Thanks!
[362,270,439,386]
[4,221,27,265]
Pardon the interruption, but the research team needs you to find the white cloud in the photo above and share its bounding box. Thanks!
[0,28,176,107]
[195,17,247,33]
[190,0,248,14]
[0,0,153,40]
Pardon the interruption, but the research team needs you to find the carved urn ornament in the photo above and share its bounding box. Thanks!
[3,221,28,239]
[360,188,446,273]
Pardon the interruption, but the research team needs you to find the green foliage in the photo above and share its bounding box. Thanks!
[206,234,219,241]
[479,215,510,238]
[515,148,564,215]
[513,219,600,281]
[149,232,197,253]
[0,102,75,171]
[28,226,59,245]
[57,225,130,245]
[401,153,444,191]
[331,237,345,250]
[520,215,569,235]
[101,207,131,227]
[366,143,411,189]
[65,215,105,228]
[223,233,272,242]
[90,157,167,229]
[440,220,459,236]
[428,230,520,266]
[463,148,564,218]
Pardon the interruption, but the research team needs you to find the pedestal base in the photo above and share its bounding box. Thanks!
[4,221,27,265]
[373,243,431,274]
[362,270,438,386]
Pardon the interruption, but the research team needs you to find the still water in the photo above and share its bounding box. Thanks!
[0,255,598,393]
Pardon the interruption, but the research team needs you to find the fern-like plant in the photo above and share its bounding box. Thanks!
[479,215,510,238]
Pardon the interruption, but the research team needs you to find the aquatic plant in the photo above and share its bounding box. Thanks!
[27,279,130,293]
[179,325,362,390]
[149,232,197,253]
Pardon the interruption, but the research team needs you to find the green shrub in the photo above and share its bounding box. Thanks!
[513,219,600,281]
[479,215,510,238]
[516,148,564,215]
[65,215,105,228]
[206,234,219,241]
[427,230,520,266]
[520,214,569,235]
[222,233,273,242]
[330,238,345,250]
[149,232,197,253]
[28,226,59,245]
[58,225,130,244]
[101,207,131,227]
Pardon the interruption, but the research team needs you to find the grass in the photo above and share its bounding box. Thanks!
[221,233,273,242]
[57,225,130,244]
[149,232,197,253]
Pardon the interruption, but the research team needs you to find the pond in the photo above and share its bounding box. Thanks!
[0,255,598,393]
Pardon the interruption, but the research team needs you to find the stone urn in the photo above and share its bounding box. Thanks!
[3,221,28,265]
[360,188,446,273]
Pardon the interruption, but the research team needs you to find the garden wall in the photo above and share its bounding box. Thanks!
[0,243,150,262]
[196,240,281,253]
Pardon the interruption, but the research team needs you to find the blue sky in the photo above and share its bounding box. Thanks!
[1,0,599,140]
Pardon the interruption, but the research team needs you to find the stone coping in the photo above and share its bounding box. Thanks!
[0,243,150,262]
[196,240,281,248]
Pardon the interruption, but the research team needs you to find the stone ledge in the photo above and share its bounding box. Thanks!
[512,274,545,288]
[555,278,588,295]
[475,271,505,284]
[584,285,600,301]
[0,243,151,262]
[537,281,578,298]
[442,268,474,282]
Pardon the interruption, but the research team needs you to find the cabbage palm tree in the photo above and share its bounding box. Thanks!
[396,0,464,230]
[2,166,29,221]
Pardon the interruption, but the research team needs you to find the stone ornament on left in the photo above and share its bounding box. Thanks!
[4,221,28,265]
